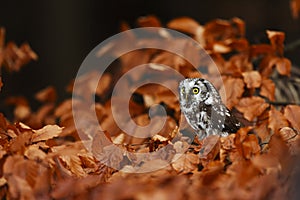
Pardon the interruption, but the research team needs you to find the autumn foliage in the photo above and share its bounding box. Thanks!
[0,16,300,199]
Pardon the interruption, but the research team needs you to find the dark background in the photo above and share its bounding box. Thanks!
[0,0,299,103]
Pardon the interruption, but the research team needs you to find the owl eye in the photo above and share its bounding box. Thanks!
[192,87,199,94]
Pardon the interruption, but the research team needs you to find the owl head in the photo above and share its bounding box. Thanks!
[178,78,221,110]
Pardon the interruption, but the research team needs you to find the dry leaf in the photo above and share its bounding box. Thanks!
[235,96,269,121]
[221,77,244,109]
[137,15,162,27]
[199,135,220,166]
[242,71,262,88]
[284,105,300,131]
[35,86,57,103]
[266,30,285,56]
[32,125,63,142]
[260,78,275,101]
[172,153,199,173]
[167,17,202,36]
[268,106,289,134]
[290,0,300,18]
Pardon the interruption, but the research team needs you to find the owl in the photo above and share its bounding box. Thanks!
[179,78,242,139]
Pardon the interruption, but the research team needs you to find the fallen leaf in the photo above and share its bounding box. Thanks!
[167,17,202,36]
[221,77,244,109]
[242,71,262,88]
[260,78,275,101]
[235,96,269,121]
[279,127,298,143]
[137,15,162,27]
[268,106,289,134]
[290,0,300,18]
[266,30,285,56]
[284,105,300,131]
[172,153,199,173]
[32,125,63,142]
[199,135,220,166]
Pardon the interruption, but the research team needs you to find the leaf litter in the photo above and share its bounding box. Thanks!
[0,16,300,199]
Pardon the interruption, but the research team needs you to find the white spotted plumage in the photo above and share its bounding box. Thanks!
[179,78,242,139]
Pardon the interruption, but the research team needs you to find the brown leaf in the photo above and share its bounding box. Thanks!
[268,106,289,134]
[96,144,124,170]
[3,42,38,72]
[14,105,31,121]
[137,15,162,27]
[32,125,63,142]
[250,44,273,59]
[225,53,252,75]
[172,153,199,174]
[242,71,262,88]
[279,127,298,143]
[9,131,33,154]
[199,135,220,166]
[167,17,202,36]
[221,77,244,109]
[204,18,245,48]
[35,86,57,103]
[241,134,261,159]
[212,42,231,53]
[266,30,285,56]
[151,51,186,71]
[24,144,47,161]
[284,105,300,131]
[261,56,292,77]
[275,57,291,76]
[253,120,271,144]
[260,78,275,101]
[96,73,112,97]
[251,153,280,173]
[268,133,291,174]
[235,96,269,121]
[290,0,300,18]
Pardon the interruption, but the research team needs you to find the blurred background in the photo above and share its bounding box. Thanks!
[0,0,299,103]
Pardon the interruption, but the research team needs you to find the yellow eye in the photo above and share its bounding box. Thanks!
[192,87,199,94]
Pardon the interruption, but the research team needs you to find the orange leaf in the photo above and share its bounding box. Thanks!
[136,15,162,27]
[266,30,285,56]
[290,0,300,18]
[221,77,244,109]
[204,18,245,46]
[3,42,38,72]
[172,153,200,174]
[250,44,273,59]
[253,120,271,143]
[268,133,291,170]
[268,106,289,134]
[242,71,262,88]
[275,57,291,76]
[32,125,63,142]
[199,135,220,166]
[284,105,300,131]
[35,86,57,103]
[261,56,291,77]
[167,17,202,36]
[279,127,298,143]
[235,96,269,121]
[242,134,260,159]
[260,78,275,101]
